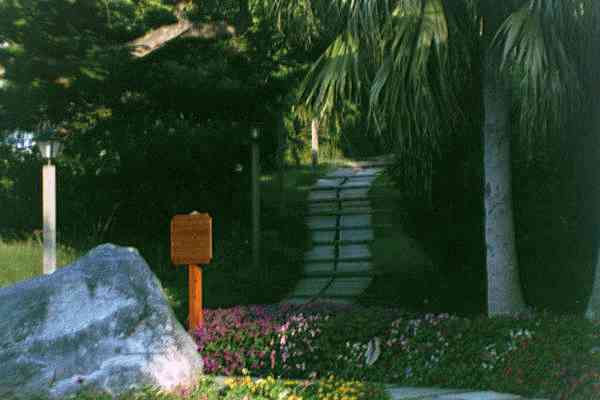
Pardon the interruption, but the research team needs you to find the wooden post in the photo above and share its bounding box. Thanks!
[188,264,203,331]
[170,213,212,332]
[251,129,261,273]
[42,163,56,274]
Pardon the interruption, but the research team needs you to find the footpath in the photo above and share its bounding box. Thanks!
[285,163,383,304]
[284,160,547,400]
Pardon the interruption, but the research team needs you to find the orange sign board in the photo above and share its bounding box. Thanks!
[170,213,213,265]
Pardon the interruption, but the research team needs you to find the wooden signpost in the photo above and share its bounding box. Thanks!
[170,212,212,331]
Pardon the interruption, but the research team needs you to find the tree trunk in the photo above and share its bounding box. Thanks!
[311,118,320,169]
[585,100,600,319]
[482,51,527,316]
[586,250,600,319]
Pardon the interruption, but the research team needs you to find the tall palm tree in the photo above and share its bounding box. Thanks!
[270,0,596,316]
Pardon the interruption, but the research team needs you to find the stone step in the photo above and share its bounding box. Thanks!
[303,270,376,278]
[305,195,390,205]
[314,178,345,188]
[307,203,341,214]
[304,246,336,262]
[339,229,374,243]
[308,190,338,202]
[288,278,333,297]
[306,216,338,230]
[325,169,362,178]
[348,158,392,168]
[312,238,374,246]
[306,199,374,210]
[282,296,355,305]
[354,167,382,176]
[339,188,370,200]
[337,261,373,273]
[339,244,371,260]
[303,263,336,274]
[311,230,337,243]
[304,255,373,264]
[309,224,392,232]
[340,215,372,228]
[311,184,371,191]
[326,170,379,179]
[324,277,372,296]
[303,261,373,275]
[342,176,378,185]
[306,208,393,217]
[305,196,374,204]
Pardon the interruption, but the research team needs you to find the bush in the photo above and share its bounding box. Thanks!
[223,375,388,400]
[193,304,600,399]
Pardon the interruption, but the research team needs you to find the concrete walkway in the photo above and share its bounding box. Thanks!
[285,164,383,304]
[385,386,547,400]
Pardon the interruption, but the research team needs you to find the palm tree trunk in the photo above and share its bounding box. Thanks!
[482,51,527,316]
[585,102,600,319]
[311,118,320,169]
[586,253,600,319]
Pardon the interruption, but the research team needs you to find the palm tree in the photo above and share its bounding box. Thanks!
[270,0,597,316]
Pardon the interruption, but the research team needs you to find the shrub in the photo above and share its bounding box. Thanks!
[193,304,600,399]
[223,374,388,400]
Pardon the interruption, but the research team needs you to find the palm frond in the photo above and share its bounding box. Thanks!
[494,0,584,146]
[300,30,369,116]
[267,0,348,48]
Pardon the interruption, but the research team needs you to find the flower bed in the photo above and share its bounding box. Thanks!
[193,304,600,399]
[223,375,388,400]
[69,375,388,400]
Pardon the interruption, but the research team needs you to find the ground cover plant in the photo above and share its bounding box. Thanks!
[56,375,388,400]
[192,303,600,399]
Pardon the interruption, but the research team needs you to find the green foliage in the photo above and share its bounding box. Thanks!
[224,375,389,400]
[0,0,317,308]
[193,305,600,399]
[67,375,389,400]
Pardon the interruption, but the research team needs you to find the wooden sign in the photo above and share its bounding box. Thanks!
[170,213,212,265]
[170,212,213,331]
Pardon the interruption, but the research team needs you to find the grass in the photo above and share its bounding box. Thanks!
[0,239,79,287]
[360,172,487,316]
[358,173,441,311]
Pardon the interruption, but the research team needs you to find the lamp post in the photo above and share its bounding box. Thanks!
[250,127,261,273]
[37,139,63,274]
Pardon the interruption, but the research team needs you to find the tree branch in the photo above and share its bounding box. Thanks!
[127,0,250,58]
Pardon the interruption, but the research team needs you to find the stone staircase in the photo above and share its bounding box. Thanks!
[285,166,384,304]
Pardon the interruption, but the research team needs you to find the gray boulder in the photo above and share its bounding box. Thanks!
[0,244,203,399]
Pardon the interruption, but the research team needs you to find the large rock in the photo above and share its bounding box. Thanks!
[0,244,202,399]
